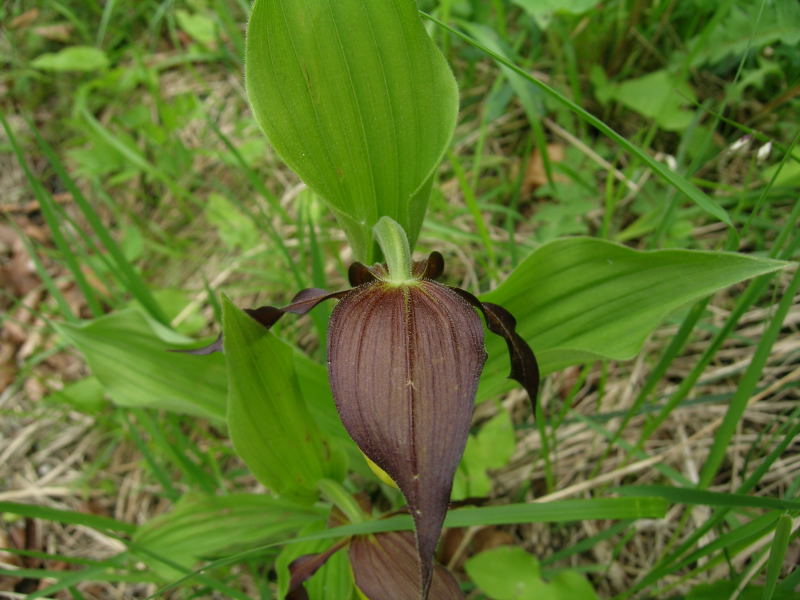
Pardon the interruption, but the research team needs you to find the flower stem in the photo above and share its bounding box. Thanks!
[373,216,414,285]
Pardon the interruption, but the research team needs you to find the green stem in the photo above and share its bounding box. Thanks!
[373,217,414,285]
[317,479,365,525]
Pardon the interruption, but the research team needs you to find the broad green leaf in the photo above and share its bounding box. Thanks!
[175,9,217,46]
[245,0,458,259]
[453,406,516,499]
[685,3,800,67]
[512,0,601,28]
[592,68,696,131]
[46,376,107,414]
[132,493,325,580]
[31,46,109,72]
[478,238,787,398]
[223,297,346,502]
[465,546,599,600]
[56,309,227,421]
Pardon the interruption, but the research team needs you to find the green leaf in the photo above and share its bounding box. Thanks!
[0,502,135,535]
[454,406,516,499]
[478,238,787,397]
[132,493,325,580]
[142,496,667,594]
[687,581,800,600]
[222,296,346,502]
[245,0,458,259]
[45,376,107,414]
[592,69,697,131]
[685,3,800,67]
[512,0,601,28]
[56,309,227,421]
[175,9,218,46]
[31,46,110,72]
[615,486,800,512]
[465,546,599,600]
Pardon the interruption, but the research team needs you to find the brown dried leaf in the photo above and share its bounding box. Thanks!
[9,9,39,29]
[522,143,566,195]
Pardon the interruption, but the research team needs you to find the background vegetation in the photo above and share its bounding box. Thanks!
[1,0,798,598]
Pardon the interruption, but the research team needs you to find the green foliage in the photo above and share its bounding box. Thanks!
[222,296,347,503]
[245,0,458,260]
[31,45,109,72]
[465,546,599,600]
[592,68,697,131]
[479,238,786,397]
[682,581,800,600]
[684,2,800,67]
[132,493,326,580]
[453,406,516,499]
[56,309,227,421]
[3,0,798,597]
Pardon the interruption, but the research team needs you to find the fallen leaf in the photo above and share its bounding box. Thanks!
[33,24,73,42]
[9,9,39,29]
[523,143,566,196]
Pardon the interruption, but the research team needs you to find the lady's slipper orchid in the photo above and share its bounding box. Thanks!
[190,218,538,599]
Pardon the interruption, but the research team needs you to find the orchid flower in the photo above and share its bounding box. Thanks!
[191,217,538,599]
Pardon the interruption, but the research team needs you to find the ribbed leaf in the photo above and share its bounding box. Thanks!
[132,493,325,580]
[479,238,787,397]
[223,297,346,502]
[246,0,458,259]
[56,309,226,421]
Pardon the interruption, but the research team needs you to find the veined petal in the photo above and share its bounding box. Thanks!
[450,288,540,413]
[328,280,485,598]
[349,531,464,600]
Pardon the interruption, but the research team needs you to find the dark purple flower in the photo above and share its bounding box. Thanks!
[188,248,538,599]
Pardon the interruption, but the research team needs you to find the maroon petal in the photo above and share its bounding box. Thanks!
[349,262,378,287]
[287,538,349,596]
[328,280,485,598]
[450,288,540,413]
[349,531,464,600]
[176,288,347,354]
[413,251,445,280]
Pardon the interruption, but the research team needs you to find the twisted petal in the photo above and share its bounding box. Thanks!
[328,279,485,598]
[450,288,540,413]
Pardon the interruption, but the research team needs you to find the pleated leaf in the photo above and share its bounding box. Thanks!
[56,309,227,421]
[479,237,787,398]
[246,0,458,258]
[133,493,325,580]
[223,297,346,503]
